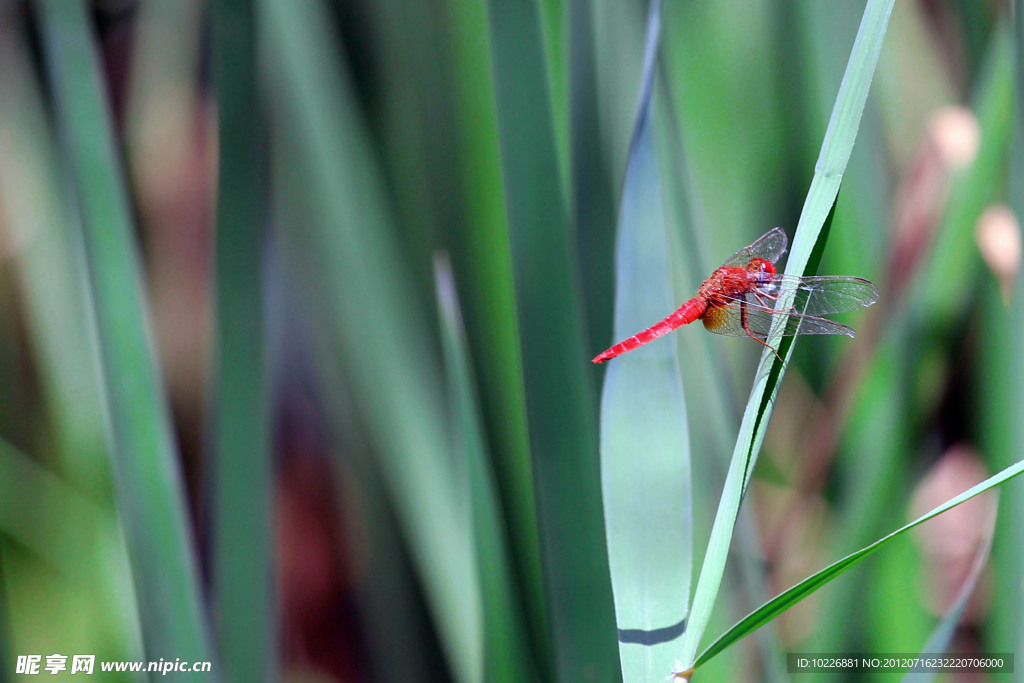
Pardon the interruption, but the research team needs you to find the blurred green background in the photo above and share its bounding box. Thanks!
[0,0,1020,681]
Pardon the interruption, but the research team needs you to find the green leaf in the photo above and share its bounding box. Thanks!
[599,0,691,680]
[694,458,1024,670]
[210,0,274,681]
[446,0,547,660]
[678,0,895,669]
[571,0,618,357]
[33,0,212,671]
[485,0,621,676]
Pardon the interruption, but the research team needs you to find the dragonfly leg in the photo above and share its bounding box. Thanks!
[751,289,795,315]
[741,301,784,364]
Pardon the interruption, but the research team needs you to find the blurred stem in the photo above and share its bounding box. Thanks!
[211,0,274,681]
[33,0,211,671]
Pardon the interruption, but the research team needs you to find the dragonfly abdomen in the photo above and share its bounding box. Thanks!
[592,298,706,363]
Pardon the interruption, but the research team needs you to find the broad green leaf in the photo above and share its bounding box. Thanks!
[599,0,691,680]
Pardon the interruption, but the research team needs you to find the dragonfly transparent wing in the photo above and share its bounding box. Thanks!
[755,274,880,315]
[722,227,789,268]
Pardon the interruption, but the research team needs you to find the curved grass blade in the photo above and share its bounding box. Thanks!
[210,0,275,681]
[33,0,212,669]
[677,0,896,669]
[693,458,1024,670]
[486,0,620,676]
[599,1,691,680]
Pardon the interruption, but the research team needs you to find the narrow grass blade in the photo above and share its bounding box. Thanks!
[435,255,535,681]
[538,0,570,192]
[486,0,621,676]
[901,498,996,683]
[571,0,617,357]
[210,1,274,681]
[693,458,1024,670]
[678,0,895,668]
[1013,0,1024,661]
[998,0,1024,660]
[599,1,691,680]
[33,0,212,669]
[446,0,547,660]
[261,0,480,678]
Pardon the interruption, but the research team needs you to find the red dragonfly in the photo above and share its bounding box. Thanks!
[593,227,879,363]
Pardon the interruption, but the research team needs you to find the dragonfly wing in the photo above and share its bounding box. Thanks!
[703,294,856,340]
[722,227,788,267]
[761,275,880,315]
